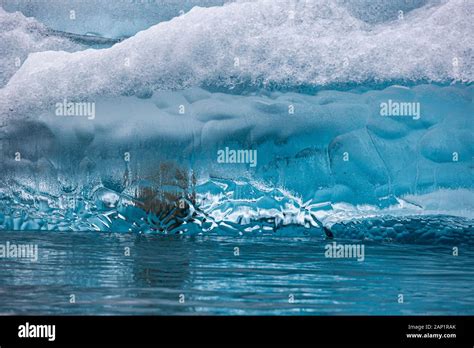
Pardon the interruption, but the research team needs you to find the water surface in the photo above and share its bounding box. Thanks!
[1,226,472,315]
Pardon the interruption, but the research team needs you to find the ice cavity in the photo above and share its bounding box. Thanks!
[0,7,82,87]
[1,0,473,116]
[1,84,472,207]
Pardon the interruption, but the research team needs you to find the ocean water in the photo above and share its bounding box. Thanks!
[0,0,473,315]
[1,225,473,315]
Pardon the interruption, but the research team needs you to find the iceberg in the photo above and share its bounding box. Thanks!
[0,0,472,239]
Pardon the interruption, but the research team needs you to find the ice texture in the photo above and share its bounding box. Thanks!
[0,0,472,235]
[0,0,234,38]
[1,0,472,116]
[1,85,472,205]
[0,8,82,87]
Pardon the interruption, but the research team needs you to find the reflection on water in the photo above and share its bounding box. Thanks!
[0,229,473,315]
